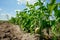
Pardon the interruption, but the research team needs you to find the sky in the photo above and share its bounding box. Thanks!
[0,0,60,20]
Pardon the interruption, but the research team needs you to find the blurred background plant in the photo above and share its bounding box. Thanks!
[9,0,60,39]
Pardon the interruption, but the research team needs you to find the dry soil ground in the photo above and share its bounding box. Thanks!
[0,21,40,40]
[0,21,60,40]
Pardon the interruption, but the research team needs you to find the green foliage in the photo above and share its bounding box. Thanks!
[9,0,60,39]
[9,17,16,24]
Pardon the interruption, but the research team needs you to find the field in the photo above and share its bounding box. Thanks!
[0,21,60,40]
[0,0,60,40]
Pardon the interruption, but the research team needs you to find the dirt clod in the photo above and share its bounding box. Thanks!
[0,22,40,40]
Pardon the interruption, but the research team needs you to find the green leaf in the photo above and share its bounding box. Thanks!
[34,2,39,6]
[50,0,56,5]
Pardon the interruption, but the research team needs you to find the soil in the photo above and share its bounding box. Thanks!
[0,21,60,40]
[0,21,40,40]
